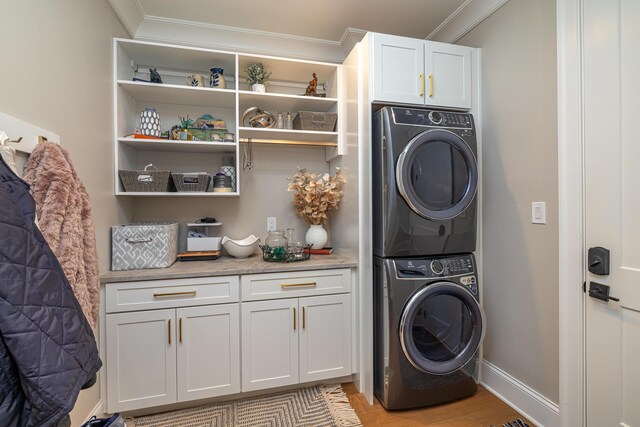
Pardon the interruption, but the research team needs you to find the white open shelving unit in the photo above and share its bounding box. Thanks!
[113,38,342,197]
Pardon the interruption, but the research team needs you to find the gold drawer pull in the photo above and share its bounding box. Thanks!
[153,291,197,298]
[281,282,317,289]
[419,73,425,96]
[293,307,297,331]
[168,319,172,344]
[179,318,183,343]
[302,306,306,329]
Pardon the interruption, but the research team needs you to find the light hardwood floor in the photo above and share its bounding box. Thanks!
[342,383,532,427]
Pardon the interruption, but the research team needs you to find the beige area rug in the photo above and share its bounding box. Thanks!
[128,384,362,427]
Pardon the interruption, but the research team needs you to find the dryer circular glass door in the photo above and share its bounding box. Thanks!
[399,282,485,375]
[396,129,478,220]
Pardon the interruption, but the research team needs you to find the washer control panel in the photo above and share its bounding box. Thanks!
[391,107,473,129]
[394,254,475,279]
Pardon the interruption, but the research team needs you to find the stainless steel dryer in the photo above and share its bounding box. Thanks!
[372,106,478,257]
[373,253,485,410]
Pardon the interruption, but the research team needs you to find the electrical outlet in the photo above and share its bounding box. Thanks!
[267,217,277,231]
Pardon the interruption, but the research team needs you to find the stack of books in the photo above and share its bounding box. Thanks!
[303,247,334,255]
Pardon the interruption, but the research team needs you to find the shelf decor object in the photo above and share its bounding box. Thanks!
[245,63,271,92]
[209,67,226,88]
[287,168,346,249]
[139,107,161,137]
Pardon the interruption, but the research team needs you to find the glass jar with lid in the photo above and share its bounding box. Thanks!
[264,230,288,261]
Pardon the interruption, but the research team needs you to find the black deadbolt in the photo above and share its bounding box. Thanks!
[588,246,610,275]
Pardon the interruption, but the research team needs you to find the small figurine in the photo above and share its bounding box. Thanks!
[133,68,163,84]
[305,73,318,96]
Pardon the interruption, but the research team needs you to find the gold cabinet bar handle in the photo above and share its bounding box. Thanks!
[154,291,197,298]
[179,318,183,343]
[168,319,172,345]
[281,282,317,289]
[293,307,297,331]
[428,74,434,97]
[419,73,425,97]
[302,306,306,329]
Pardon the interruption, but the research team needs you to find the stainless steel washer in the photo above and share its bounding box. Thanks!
[374,253,485,410]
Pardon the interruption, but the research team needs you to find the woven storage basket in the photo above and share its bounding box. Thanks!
[293,111,338,132]
[171,172,211,192]
[118,166,172,192]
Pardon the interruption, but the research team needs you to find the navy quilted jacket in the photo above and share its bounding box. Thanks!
[0,155,101,426]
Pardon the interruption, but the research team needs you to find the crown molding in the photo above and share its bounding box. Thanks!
[107,0,145,38]
[339,28,368,56]
[133,15,357,63]
[106,0,505,60]
[427,0,510,43]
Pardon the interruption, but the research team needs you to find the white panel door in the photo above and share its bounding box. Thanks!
[299,294,352,383]
[424,41,471,109]
[371,33,425,105]
[176,304,240,402]
[241,299,298,391]
[106,309,176,412]
[584,0,640,425]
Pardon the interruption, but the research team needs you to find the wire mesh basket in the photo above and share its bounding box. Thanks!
[260,244,312,262]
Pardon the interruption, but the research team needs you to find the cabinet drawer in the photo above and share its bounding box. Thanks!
[106,276,239,313]
[241,269,351,301]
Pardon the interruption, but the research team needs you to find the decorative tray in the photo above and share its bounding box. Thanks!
[177,250,221,261]
[260,244,312,263]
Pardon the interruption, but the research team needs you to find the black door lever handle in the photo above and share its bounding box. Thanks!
[588,281,620,302]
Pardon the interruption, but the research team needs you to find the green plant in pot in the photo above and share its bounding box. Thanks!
[245,63,271,93]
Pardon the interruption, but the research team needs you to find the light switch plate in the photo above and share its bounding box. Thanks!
[267,217,277,231]
[532,202,546,224]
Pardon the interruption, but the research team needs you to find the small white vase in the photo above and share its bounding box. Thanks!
[252,83,266,93]
[305,224,328,249]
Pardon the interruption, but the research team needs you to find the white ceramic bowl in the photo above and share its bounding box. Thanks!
[222,235,261,258]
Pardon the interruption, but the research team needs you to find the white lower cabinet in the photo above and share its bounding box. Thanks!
[106,309,177,412]
[299,294,351,383]
[105,269,352,412]
[242,293,351,392]
[177,305,240,401]
[106,298,240,412]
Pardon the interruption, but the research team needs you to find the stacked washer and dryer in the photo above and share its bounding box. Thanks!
[372,106,485,410]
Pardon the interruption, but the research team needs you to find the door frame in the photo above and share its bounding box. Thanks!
[557,0,586,425]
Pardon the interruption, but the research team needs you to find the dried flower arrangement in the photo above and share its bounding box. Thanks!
[287,168,346,225]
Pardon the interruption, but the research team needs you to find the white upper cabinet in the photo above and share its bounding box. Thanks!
[370,33,472,110]
[425,41,472,109]
[371,33,425,105]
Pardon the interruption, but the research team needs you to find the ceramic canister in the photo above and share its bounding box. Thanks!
[139,108,160,137]
[210,68,226,88]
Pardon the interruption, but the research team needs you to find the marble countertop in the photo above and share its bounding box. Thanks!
[101,252,357,284]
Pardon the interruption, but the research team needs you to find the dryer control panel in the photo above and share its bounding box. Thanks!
[391,107,473,129]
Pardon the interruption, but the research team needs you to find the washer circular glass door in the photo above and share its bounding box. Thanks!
[399,282,485,375]
[396,129,478,220]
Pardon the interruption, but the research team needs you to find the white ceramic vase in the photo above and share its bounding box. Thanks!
[305,224,327,249]
[252,83,266,93]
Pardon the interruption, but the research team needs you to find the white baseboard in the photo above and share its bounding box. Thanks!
[481,360,560,427]
[88,400,105,419]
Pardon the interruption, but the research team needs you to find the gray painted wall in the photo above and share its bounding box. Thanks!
[0,0,129,423]
[459,0,559,404]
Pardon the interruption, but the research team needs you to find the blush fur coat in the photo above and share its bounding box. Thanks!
[23,142,99,328]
